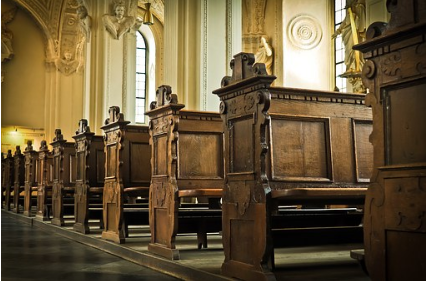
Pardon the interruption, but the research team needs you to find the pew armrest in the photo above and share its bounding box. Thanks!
[178,188,223,198]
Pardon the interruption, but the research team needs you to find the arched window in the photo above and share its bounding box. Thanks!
[334,0,347,92]
[135,31,147,123]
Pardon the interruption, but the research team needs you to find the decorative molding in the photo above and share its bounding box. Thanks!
[202,0,208,111]
[226,0,233,76]
[287,14,323,50]
[123,33,128,112]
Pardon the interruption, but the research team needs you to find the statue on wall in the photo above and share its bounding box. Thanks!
[1,6,17,63]
[254,36,273,75]
[332,0,366,74]
[103,0,137,40]
[76,3,91,43]
[57,50,79,75]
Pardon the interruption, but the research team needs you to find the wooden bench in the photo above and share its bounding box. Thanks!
[1,153,5,207]
[100,106,151,244]
[35,140,54,221]
[12,145,25,213]
[50,129,77,226]
[353,5,426,280]
[3,150,14,211]
[146,85,224,260]
[73,119,105,234]
[213,52,373,280]
[22,141,40,217]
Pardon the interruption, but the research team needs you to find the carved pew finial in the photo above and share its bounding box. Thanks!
[76,119,90,135]
[105,106,125,125]
[53,129,64,142]
[150,85,178,110]
[7,149,12,158]
[25,140,33,152]
[221,52,273,87]
[40,140,48,151]
[14,145,21,156]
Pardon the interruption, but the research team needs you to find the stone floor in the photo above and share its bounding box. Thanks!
[1,210,370,281]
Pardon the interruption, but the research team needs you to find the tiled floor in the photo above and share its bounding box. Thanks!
[1,213,179,281]
[1,210,370,281]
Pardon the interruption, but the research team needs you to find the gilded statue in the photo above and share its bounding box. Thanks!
[332,0,366,74]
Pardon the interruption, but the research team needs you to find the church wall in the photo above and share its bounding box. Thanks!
[282,0,333,91]
[1,0,46,152]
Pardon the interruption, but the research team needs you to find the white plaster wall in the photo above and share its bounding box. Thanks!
[282,0,333,91]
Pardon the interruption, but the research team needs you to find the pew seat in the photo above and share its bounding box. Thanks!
[178,188,222,198]
[271,188,367,204]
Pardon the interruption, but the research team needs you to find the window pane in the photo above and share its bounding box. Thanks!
[135,32,148,124]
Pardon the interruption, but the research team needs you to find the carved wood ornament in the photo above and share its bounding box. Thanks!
[101,106,130,243]
[213,53,276,280]
[23,140,38,217]
[354,0,426,280]
[73,119,95,234]
[147,85,183,260]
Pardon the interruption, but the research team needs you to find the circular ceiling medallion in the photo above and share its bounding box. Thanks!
[287,14,323,50]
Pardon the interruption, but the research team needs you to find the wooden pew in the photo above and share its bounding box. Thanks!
[213,52,373,280]
[73,119,105,234]
[3,150,14,211]
[50,129,77,226]
[353,2,426,280]
[23,141,39,217]
[1,153,4,207]
[35,140,53,221]
[100,106,151,244]
[12,145,25,213]
[146,85,223,260]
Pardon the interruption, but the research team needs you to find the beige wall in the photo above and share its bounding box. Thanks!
[1,0,47,152]
[1,0,46,129]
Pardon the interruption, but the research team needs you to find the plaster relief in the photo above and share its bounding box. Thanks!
[287,14,323,50]
[103,0,141,40]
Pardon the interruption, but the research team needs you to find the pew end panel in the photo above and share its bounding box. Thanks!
[101,106,130,243]
[73,119,105,234]
[147,86,224,260]
[213,53,277,280]
[3,150,14,211]
[12,146,25,213]
[35,140,54,221]
[354,9,426,279]
[23,141,39,216]
[50,129,77,226]
[101,106,151,244]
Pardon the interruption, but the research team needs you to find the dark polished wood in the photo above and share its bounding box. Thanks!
[146,85,224,260]
[213,52,373,280]
[100,106,151,244]
[3,150,14,211]
[12,146,25,213]
[35,140,53,221]
[23,141,38,217]
[73,119,105,234]
[354,0,426,280]
[50,129,76,226]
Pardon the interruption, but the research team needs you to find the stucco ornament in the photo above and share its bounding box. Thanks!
[103,0,141,40]
[288,14,323,50]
